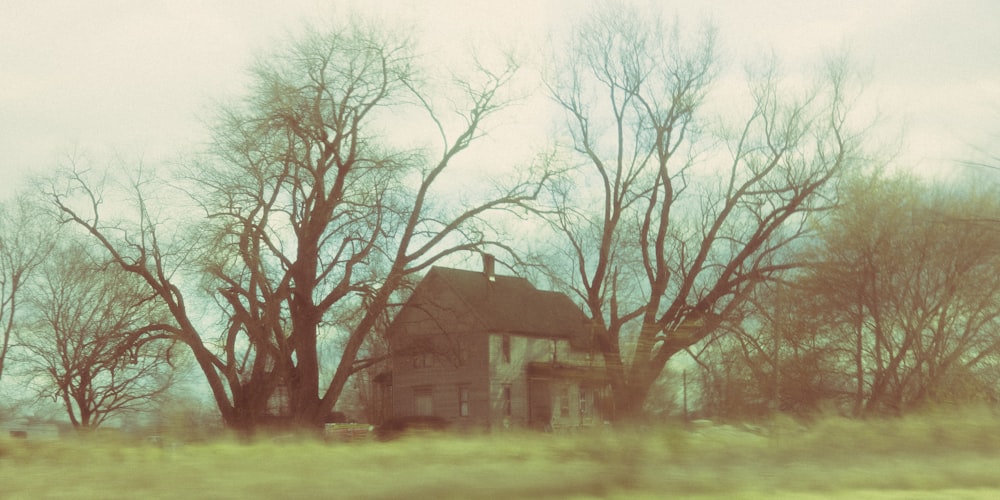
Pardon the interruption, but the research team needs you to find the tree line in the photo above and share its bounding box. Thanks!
[694,172,1000,419]
[1,5,996,432]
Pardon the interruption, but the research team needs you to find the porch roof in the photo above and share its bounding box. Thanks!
[526,361,609,383]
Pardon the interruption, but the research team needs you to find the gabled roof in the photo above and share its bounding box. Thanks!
[390,266,593,347]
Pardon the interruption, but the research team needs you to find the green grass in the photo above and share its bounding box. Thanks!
[3,409,1000,499]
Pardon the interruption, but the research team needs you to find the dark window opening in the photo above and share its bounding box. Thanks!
[456,340,468,367]
[413,351,433,368]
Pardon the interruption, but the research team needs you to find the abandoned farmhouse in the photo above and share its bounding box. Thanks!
[373,257,610,431]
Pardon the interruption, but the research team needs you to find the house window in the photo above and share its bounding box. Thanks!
[414,387,433,416]
[560,387,570,418]
[458,386,470,417]
[456,339,468,367]
[413,352,432,369]
[501,335,511,363]
[580,387,589,417]
[502,385,512,417]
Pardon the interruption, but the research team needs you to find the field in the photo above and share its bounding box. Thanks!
[3,410,1000,499]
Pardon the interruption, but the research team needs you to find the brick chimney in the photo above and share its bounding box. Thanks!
[482,253,496,282]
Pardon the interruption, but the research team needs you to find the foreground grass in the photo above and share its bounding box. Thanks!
[3,409,1000,499]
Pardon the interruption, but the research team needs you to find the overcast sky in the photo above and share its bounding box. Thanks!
[2,0,999,198]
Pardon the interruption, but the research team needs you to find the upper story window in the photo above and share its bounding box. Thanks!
[456,339,468,367]
[413,351,433,368]
[501,334,511,363]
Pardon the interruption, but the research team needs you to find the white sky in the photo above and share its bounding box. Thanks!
[2,0,999,198]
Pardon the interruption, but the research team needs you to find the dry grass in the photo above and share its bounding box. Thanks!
[2,409,1000,499]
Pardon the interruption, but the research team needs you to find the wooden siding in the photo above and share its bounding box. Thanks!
[391,325,491,428]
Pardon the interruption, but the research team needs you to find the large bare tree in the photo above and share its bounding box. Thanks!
[539,4,864,417]
[49,20,548,431]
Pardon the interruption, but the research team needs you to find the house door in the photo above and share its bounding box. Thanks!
[528,379,552,428]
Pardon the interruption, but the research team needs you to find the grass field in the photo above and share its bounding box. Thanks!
[3,409,1000,499]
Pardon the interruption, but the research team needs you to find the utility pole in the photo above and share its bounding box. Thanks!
[683,369,688,422]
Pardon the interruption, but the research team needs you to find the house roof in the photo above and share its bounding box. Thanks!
[392,266,594,347]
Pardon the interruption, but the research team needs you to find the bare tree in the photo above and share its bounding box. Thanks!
[49,20,548,431]
[689,172,1000,419]
[18,242,176,429]
[539,4,864,417]
[0,194,52,383]
[800,172,1000,415]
